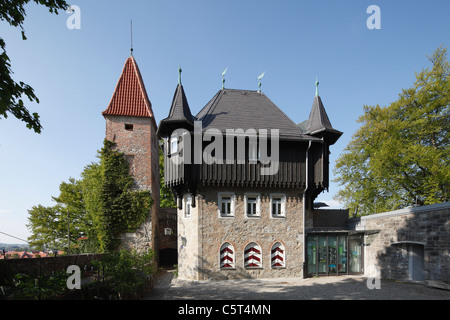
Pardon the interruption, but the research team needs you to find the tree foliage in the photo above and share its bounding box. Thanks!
[0,0,68,133]
[27,140,153,252]
[159,146,176,208]
[96,140,153,252]
[334,46,450,216]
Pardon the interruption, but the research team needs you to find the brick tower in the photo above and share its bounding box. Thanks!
[101,54,160,253]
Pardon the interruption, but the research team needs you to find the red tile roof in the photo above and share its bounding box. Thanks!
[0,251,63,259]
[102,55,154,118]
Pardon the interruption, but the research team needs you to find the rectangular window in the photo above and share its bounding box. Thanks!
[170,137,178,154]
[245,193,260,217]
[125,123,134,131]
[270,194,285,217]
[218,193,235,217]
[184,196,192,218]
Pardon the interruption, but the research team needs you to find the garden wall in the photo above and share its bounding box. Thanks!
[0,253,104,277]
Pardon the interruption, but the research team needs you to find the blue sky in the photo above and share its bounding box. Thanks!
[0,0,448,244]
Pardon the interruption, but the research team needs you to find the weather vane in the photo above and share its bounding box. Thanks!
[178,65,182,85]
[222,67,228,89]
[257,71,265,93]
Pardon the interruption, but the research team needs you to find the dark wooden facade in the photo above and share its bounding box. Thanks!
[162,137,331,203]
[157,86,341,207]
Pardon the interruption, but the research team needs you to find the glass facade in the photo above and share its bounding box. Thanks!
[306,234,362,276]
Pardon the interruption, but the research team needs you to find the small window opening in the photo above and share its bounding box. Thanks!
[125,123,134,131]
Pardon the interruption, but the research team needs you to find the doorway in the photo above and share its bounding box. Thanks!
[159,248,178,267]
[409,243,425,281]
[306,233,359,276]
[348,235,364,274]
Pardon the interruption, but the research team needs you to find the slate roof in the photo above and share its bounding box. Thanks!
[102,56,154,118]
[157,83,195,137]
[195,89,318,141]
[307,95,333,133]
[167,84,195,123]
[302,95,343,144]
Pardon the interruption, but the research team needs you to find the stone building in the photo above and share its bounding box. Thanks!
[100,54,449,285]
[157,75,343,280]
[101,54,160,254]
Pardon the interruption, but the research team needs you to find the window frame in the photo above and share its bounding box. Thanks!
[244,193,261,218]
[270,193,286,218]
[170,136,178,155]
[218,192,235,218]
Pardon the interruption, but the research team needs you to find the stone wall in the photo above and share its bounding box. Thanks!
[348,202,450,283]
[177,186,307,280]
[104,115,160,256]
[0,254,104,277]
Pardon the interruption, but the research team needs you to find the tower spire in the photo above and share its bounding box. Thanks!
[130,20,133,56]
[178,65,182,85]
[315,76,319,96]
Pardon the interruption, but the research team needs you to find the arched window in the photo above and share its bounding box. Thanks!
[220,242,235,269]
[271,242,285,268]
[244,242,262,268]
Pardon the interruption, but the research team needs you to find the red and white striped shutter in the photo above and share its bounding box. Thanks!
[220,243,235,269]
[271,242,285,268]
[244,243,262,268]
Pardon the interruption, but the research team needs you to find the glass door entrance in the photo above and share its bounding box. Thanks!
[348,235,364,274]
[306,234,356,276]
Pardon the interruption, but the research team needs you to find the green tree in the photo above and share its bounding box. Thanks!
[27,205,62,251]
[27,177,93,252]
[27,140,153,253]
[334,46,450,216]
[0,0,68,133]
[159,146,176,208]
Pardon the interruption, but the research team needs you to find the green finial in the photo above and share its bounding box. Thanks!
[257,71,265,93]
[222,67,228,90]
[315,76,319,96]
[178,66,182,85]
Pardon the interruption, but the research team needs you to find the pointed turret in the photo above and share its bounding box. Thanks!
[157,75,194,138]
[102,56,154,119]
[305,80,342,145]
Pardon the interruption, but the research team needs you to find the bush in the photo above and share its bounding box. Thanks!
[0,249,155,300]
[92,249,155,299]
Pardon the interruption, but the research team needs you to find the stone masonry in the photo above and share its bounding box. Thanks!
[104,115,160,254]
[177,186,312,280]
[348,202,450,284]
